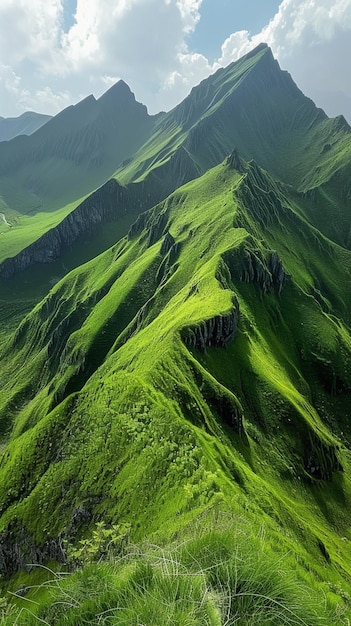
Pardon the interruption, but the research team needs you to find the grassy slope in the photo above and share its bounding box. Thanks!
[3,520,347,625]
[115,45,351,244]
[1,156,351,621]
[1,43,351,283]
[0,85,156,264]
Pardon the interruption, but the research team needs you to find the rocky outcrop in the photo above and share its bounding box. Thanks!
[236,160,288,229]
[0,524,65,577]
[127,209,150,240]
[160,231,175,255]
[182,296,239,352]
[0,179,146,279]
[224,244,286,294]
[205,389,244,437]
[304,433,342,481]
[269,251,286,293]
[156,232,180,286]
[226,147,246,173]
[147,211,170,247]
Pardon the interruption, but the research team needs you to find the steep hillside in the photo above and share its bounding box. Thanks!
[0,112,52,142]
[115,43,351,247]
[2,43,351,290]
[0,82,157,266]
[1,153,351,620]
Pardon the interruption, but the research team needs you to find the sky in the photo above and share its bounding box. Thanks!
[0,0,351,123]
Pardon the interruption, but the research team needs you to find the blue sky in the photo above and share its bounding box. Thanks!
[189,0,281,61]
[0,1,350,123]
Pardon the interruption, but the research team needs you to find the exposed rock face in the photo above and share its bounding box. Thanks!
[269,251,286,294]
[160,231,175,255]
[224,245,286,294]
[0,524,65,577]
[0,179,143,279]
[182,296,239,352]
[226,147,246,173]
[236,160,287,229]
[156,232,180,286]
[127,209,149,240]
[147,211,170,247]
[304,433,342,481]
[206,390,244,437]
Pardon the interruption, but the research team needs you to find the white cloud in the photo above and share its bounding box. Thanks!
[216,0,351,121]
[0,65,22,96]
[0,0,350,122]
[19,86,73,115]
[101,74,121,88]
[190,0,351,122]
[157,51,211,111]
[216,30,258,67]
[176,0,202,33]
[0,0,63,64]
[0,0,196,115]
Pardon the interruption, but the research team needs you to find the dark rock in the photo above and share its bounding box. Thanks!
[14,585,29,597]
[160,231,175,255]
[224,244,286,294]
[147,211,169,247]
[128,210,149,240]
[268,250,286,294]
[0,524,65,577]
[304,433,342,481]
[226,147,246,173]
[236,161,287,229]
[206,390,243,437]
[182,296,239,352]
[0,179,136,279]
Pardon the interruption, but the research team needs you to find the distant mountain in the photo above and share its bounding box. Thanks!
[0,81,157,268]
[0,111,52,141]
[1,43,350,287]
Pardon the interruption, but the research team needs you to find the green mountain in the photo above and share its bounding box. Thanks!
[1,44,350,290]
[0,81,157,270]
[1,45,351,623]
[0,112,52,142]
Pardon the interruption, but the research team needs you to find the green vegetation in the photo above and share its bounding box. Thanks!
[1,44,351,624]
[2,517,348,625]
[2,44,351,278]
[0,81,156,265]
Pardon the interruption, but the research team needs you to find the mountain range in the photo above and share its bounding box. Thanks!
[0,112,52,143]
[1,43,351,623]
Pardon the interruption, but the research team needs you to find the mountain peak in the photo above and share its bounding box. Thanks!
[247,42,269,55]
[98,79,134,103]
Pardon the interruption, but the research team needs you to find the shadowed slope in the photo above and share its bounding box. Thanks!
[0,82,157,265]
[0,112,52,142]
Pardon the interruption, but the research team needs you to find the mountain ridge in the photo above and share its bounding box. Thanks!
[2,43,351,291]
[0,111,52,142]
[1,46,351,622]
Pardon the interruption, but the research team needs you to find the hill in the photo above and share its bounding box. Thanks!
[0,82,157,269]
[1,45,351,623]
[1,150,351,621]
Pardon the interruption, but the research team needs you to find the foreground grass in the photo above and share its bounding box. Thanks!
[2,520,347,625]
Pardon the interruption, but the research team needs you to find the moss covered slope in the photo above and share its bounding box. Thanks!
[0,153,351,621]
